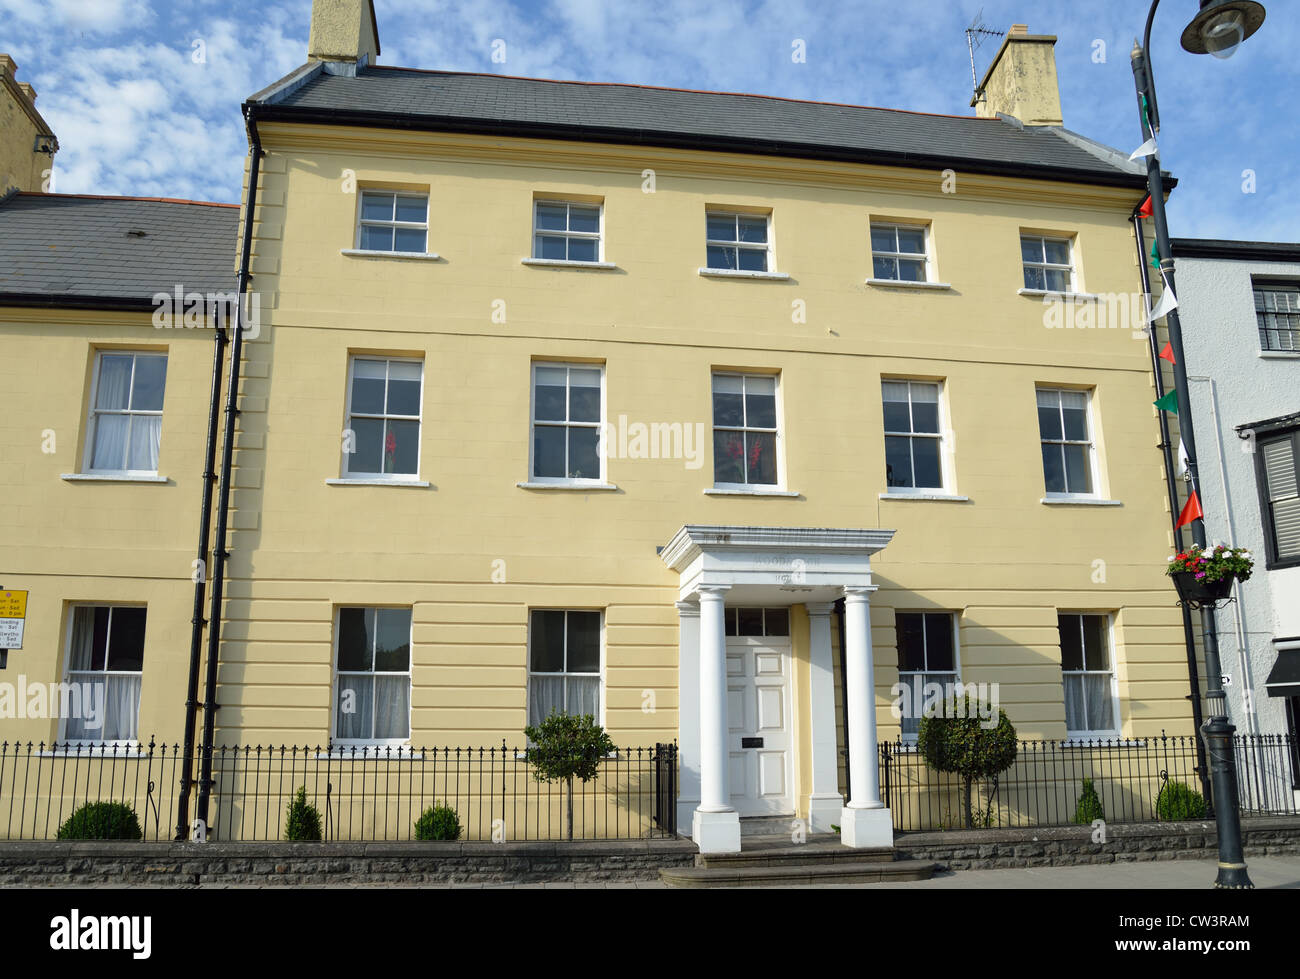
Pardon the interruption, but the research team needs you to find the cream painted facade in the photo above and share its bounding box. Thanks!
[0,123,1198,837]
[0,55,57,194]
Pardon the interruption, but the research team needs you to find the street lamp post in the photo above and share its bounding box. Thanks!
[1130,0,1266,890]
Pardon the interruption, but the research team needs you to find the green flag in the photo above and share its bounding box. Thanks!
[1154,391,1178,414]
[1149,237,1161,270]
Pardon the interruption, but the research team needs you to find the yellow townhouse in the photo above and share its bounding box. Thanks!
[0,2,1198,852]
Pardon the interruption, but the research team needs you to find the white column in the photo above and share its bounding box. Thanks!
[692,584,740,852]
[674,600,701,833]
[840,585,893,848]
[805,602,843,833]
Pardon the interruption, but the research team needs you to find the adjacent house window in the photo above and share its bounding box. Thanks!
[343,356,423,479]
[533,201,602,262]
[1058,613,1119,736]
[712,373,778,487]
[896,612,957,739]
[531,363,603,482]
[63,605,146,743]
[528,610,601,724]
[356,190,428,253]
[85,351,167,474]
[871,224,928,282]
[1037,388,1095,496]
[1254,283,1300,352]
[1257,430,1300,566]
[334,607,412,743]
[705,211,770,272]
[1021,235,1074,292]
[723,607,791,637]
[883,380,944,491]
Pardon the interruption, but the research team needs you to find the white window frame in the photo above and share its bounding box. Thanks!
[1253,283,1300,352]
[1037,387,1100,500]
[60,604,147,748]
[82,350,167,476]
[895,611,961,743]
[341,355,424,482]
[531,199,604,263]
[1058,612,1121,739]
[1021,234,1076,293]
[705,210,773,273]
[526,609,606,728]
[882,379,949,494]
[870,223,931,282]
[354,189,430,254]
[330,606,414,749]
[528,362,607,485]
[711,371,782,490]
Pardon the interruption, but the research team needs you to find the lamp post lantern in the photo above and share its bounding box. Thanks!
[1130,0,1265,889]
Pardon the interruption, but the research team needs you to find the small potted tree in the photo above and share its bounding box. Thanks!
[1166,544,1252,606]
[523,711,615,841]
[916,693,1018,830]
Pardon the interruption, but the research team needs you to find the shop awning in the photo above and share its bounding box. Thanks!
[1265,642,1300,697]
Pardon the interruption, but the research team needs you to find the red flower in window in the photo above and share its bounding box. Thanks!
[725,434,743,459]
[749,439,762,468]
[385,430,397,461]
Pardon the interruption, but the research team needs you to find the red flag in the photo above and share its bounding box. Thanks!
[1138,195,1153,218]
[1175,490,1203,530]
[1159,342,1175,364]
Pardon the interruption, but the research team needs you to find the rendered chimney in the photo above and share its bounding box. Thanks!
[971,24,1064,127]
[308,0,381,66]
[17,82,36,103]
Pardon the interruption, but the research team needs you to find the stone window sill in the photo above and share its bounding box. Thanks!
[866,278,952,290]
[1018,288,1099,302]
[879,492,970,502]
[326,478,431,488]
[62,473,168,483]
[697,268,790,281]
[1041,496,1122,506]
[704,487,800,497]
[516,481,618,491]
[521,258,617,270]
[340,249,441,261]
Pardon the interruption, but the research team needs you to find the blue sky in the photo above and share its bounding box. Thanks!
[3,0,1296,241]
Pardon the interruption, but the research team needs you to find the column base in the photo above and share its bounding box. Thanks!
[692,809,741,853]
[840,805,893,849]
[807,794,844,835]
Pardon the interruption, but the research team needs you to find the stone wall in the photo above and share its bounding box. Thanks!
[892,816,1300,870]
[0,839,698,886]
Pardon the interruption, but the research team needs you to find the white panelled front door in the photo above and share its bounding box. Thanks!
[726,637,794,815]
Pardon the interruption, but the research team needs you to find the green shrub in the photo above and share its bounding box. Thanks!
[414,804,462,841]
[1073,778,1105,824]
[524,711,616,840]
[56,801,142,840]
[284,785,323,841]
[1156,780,1207,821]
[917,694,1018,829]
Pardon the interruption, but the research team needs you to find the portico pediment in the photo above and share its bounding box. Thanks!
[660,524,895,604]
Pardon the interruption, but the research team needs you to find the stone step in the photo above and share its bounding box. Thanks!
[739,815,801,836]
[661,860,937,888]
[698,840,896,868]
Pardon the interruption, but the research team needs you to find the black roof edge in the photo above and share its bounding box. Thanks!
[1171,238,1300,263]
[247,102,1153,192]
[0,293,159,312]
[1234,411,1300,435]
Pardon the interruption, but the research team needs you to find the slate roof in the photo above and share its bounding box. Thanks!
[0,192,239,309]
[251,65,1149,188]
[1171,238,1300,263]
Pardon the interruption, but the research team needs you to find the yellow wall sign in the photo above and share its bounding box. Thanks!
[0,591,28,618]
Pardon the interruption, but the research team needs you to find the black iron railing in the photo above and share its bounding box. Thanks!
[880,731,1298,832]
[0,738,678,842]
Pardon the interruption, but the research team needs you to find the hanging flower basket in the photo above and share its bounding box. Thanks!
[1165,544,1252,607]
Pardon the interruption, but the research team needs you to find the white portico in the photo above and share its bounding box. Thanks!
[661,525,895,854]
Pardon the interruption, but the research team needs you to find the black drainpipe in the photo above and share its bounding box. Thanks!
[1132,204,1210,801]
[834,597,850,793]
[195,105,262,832]
[175,305,227,840]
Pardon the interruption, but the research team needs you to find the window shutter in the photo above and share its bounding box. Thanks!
[1263,436,1300,559]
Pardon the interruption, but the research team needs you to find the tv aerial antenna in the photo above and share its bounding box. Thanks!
[966,9,1005,102]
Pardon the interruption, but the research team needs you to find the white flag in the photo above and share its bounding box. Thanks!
[1178,439,1189,475]
[1147,285,1178,323]
[1129,136,1158,161]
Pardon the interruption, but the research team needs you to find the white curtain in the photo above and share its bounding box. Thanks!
[1083,675,1115,734]
[373,676,409,739]
[529,676,565,725]
[127,415,162,471]
[567,676,600,720]
[1063,676,1087,733]
[91,414,128,470]
[336,674,373,740]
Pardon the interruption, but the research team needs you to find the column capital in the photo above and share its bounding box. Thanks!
[804,602,836,617]
[675,600,700,618]
[842,585,878,600]
[696,585,732,600]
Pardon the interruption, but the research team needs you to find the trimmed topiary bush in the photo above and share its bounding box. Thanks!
[1156,780,1207,821]
[284,785,323,841]
[917,693,1018,829]
[56,801,142,840]
[414,804,462,841]
[524,711,616,841]
[1073,778,1105,825]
